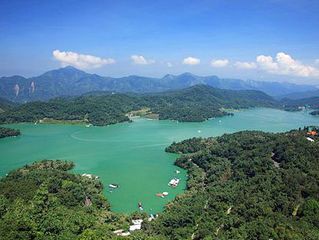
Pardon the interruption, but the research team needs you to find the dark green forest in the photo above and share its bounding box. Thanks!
[0,85,278,126]
[310,110,319,116]
[0,129,318,239]
[282,97,319,112]
[0,127,20,138]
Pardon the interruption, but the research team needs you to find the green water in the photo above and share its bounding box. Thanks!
[0,108,318,213]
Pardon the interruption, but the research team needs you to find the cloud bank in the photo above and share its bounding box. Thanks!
[255,52,319,77]
[235,61,257,70]
[53,50,115,69]
[183,57,200,65]
[131,55,155,65]
[231,52,318,78]
[211,59,229,68]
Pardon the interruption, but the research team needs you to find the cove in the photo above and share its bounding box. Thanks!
[0,108,318,213]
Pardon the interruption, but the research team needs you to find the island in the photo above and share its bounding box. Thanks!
[310,110,319,116]
[0,127,20,138]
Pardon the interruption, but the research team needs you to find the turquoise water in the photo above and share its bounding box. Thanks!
[0,108,318,213]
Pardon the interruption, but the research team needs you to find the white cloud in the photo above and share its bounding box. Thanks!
[211,59,229,68]
[167,62,173,68]
[234,61,257,69]
[131,55,155,65]
[182,57,200,65]
[314,59,319,65]
[52,50,115,69]
[256,52,319,77]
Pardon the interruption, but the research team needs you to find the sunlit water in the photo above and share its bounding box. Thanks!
[0,108,318,213]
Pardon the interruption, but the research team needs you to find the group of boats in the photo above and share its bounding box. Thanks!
[107,169,181,212]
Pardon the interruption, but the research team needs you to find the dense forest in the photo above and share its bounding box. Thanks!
[282,96,319,112]
[143,128,319,239]
[0,97,15,113]
[0,160,147,239]
[0,129,318,239]
[0,85,278,126]
[310,110,319,116]
[0,127,20,138]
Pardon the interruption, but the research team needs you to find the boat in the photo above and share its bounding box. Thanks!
[156,193,164,198]
[162,192,168,196]
[175,170,180,174]
[109,183,119,189]
[138,202,143,211]
[168,178,180,187]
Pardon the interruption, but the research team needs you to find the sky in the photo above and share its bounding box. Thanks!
[0,0,319,84]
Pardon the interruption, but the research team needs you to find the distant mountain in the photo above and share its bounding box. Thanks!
[0,66,316,102]
[278,89,319,100]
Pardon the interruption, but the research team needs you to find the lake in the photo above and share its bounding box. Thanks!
[0,108,318,213]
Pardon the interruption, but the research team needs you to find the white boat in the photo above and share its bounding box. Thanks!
[168,178,180,187]
[109,184,119,188]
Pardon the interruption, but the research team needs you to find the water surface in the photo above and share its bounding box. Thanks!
[0,108,318,213]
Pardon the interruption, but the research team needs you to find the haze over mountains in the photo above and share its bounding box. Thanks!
[0,66,317,102]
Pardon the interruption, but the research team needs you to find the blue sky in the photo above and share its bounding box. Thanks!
[1,0,319,84]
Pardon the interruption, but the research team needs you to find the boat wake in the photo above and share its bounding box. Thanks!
[130,143,167,149]
[70,131,117,142]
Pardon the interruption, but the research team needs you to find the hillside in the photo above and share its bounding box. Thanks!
[0,66,316,102]
[0,98,15,113]
[281,97,319,112]
[145,128,319,239]
[0,85,278,125]
[279,89,319,100]
[0,160,134,239]
[0,129,318,239]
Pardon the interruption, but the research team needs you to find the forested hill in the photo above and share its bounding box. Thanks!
[0,129,318,239]
[145,128,319,239]
[0,85,278,126]
[0,66,316,102]
[0,97,15,113]
[282,96,319,110]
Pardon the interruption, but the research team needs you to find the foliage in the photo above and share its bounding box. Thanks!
[282,96,319,112]
[1,129,318,239]
[0,85,278,125]
[0,127,20,138]
[145,129,319,239]
[310,110,319,116]
[0,160,131,239]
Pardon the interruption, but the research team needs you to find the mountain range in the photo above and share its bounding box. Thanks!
[0,66,317,102]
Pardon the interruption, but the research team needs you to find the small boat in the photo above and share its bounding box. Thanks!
[168,178,180,187]
[109,183,119,189]
[156,193,164,197]
[175,170,180,174]
[162,192,168,196]
[138,202,143,211]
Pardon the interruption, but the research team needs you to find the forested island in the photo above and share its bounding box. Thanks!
[0,127,20,138]
[0,85,278,126]
[0,128,318,239]
[310,110,319,116]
